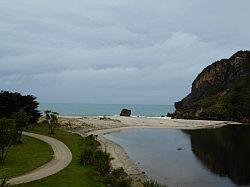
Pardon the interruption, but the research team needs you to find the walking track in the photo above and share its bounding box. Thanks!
[7,132,72,185]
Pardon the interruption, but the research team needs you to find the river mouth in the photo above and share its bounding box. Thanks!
[104,124,250,187]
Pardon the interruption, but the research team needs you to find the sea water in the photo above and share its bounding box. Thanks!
[39,103,174,117]
[104,125,250,187]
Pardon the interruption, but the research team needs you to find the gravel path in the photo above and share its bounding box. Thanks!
[7,132,72,185]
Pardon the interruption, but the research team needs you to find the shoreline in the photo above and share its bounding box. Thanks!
[96,132,147,186]
[59,116,240,186]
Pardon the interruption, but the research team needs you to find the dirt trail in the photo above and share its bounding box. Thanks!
[7,132,72,185]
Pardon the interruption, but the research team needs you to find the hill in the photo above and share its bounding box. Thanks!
[169,51,250,123]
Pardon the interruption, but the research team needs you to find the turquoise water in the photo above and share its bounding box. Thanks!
[104,126,250,187]
[38,103,174,117]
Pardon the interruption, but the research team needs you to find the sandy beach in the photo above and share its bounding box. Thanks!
[59,116,239,186]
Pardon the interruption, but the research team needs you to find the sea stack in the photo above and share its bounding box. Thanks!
[120,109,132,116]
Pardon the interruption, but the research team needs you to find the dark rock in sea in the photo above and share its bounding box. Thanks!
[170,50,250,123]
[120,108,131,116]
[178,147,182,151]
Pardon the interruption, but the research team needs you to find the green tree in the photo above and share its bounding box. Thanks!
[44,111,59,134]
[12,110,30,144]
[0,91,41,123]
[0,118,15,164]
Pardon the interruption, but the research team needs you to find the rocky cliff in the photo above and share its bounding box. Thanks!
[170,51,250,122]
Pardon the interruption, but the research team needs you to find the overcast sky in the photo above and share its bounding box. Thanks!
[0,0,250,104]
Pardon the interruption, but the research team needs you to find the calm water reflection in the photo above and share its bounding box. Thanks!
[184,125,250,186]
[104,125,250,187]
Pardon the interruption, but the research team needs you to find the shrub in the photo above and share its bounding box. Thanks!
[81,135,100,148]
[143,180,167,187]
[93,150,112,175]
[79,135,111,175]
[78,135,102,166]
[104,167,131,187]
[79,135,131,186]
[0,176,9,187]
[79,146,96,166]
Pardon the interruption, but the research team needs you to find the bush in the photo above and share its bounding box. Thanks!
[80,135,100,148]
[79,135,102,166]
[79,135,111,175]
[79,135,131,186]
[94,150,112,175]
[143,180,167,187]
[79,146,96,166]
[104,167,131,187]
[0,176,9,187]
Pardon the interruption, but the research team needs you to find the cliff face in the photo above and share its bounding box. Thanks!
[171,51,250,122]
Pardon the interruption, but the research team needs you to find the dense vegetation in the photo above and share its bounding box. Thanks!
[170,51,250,122]
[79,135,132,187]
[143,180,167,187]
[0,91,41,123]
[0,91,41,163]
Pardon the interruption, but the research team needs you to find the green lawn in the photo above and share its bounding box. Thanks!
[0,135,53,178]
[17,125,105,187]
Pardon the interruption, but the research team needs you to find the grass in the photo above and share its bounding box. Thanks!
[0,135,53,178]
[17,125,105,187]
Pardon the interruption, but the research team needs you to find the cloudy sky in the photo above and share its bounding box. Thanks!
[0,0,250,104]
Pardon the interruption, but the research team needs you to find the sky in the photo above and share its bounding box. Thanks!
[0,0,250,105]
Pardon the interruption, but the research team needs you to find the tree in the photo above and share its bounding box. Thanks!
[44,111,59,134]
[0,91,41,123]
[0,118,15,164]
[12,110,30,144]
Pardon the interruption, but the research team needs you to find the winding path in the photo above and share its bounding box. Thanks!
[7,132,72,185]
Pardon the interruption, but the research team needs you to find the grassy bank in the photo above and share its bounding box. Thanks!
[1,124,164,187]
[17,125,105,187]
[0,135,53,178]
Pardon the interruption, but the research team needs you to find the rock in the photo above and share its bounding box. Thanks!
[120,108,131,116]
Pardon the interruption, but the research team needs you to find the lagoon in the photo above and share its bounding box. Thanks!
[104,125,250,187]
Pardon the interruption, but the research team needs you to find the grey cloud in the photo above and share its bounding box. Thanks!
[0,0,250,104]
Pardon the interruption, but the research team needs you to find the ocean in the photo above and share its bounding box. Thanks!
[38,103,174,117]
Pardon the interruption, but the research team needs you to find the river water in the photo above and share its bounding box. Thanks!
[104,125,250,187]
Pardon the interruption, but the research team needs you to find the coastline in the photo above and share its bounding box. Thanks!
[93,131,147,186]
[59,116,240,186]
